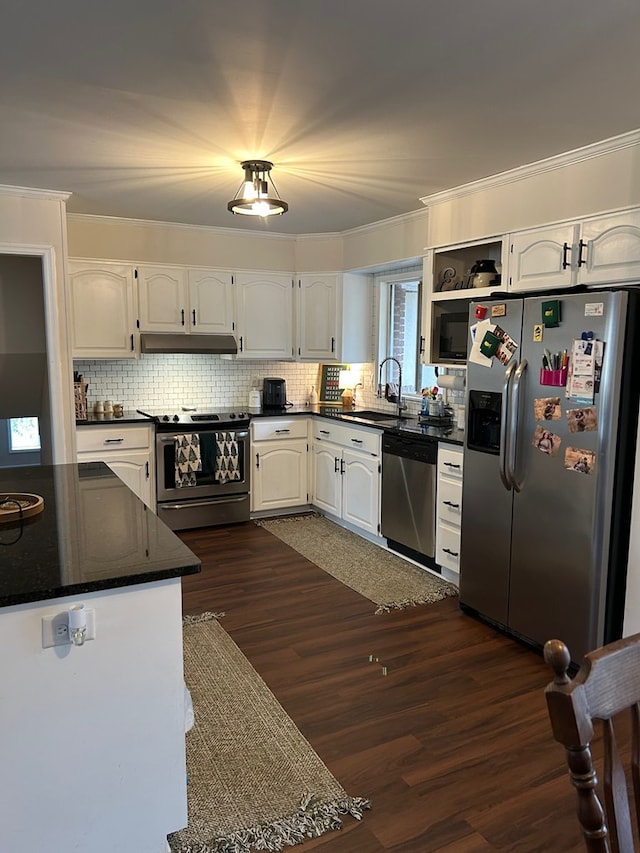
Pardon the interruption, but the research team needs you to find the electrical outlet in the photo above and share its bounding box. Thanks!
[41,609,96,648]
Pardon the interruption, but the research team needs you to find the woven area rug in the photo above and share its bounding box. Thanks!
[168,613,369,853]
[256,514,458,613]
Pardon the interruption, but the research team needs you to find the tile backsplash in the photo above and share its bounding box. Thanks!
[74,357,464,417]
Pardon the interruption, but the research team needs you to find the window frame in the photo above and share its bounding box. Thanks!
[375,269,424,400]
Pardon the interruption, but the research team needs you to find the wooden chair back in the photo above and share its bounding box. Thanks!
[544,635,640,853]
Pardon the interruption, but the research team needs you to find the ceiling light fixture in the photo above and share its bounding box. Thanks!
[227,160,288,217]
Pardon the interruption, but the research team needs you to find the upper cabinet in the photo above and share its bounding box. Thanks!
[137,265,234,334]
[68,260,138,359]
[296,272,372,363]
[234,272,295,360]
[509,209,640,290]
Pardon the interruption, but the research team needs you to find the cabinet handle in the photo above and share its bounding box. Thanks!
[255,452,260,469]
[443,500,460,508]
[443,547,459,557]
[444,462,461,469]
[334,457,340,472]
[562,242,571,270]
[340,459,345,474]
[319,429,330,435]
[104,437,125,444]
[181,309,185,326]
[192,309,196,326]
[239,336,243,353]
[130,333,134,351]
[578,238,587,267]
[275,429,290,434]
[331,337,335,353]
[419,335,425,356]
[351,438,363,444]
[145,461,150,479]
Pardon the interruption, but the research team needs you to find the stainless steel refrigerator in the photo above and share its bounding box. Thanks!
[459,287,640,663]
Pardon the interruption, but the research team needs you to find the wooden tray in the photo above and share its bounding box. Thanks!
[0,493,44,523]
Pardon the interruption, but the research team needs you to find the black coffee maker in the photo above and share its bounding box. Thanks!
[262,377,287,408]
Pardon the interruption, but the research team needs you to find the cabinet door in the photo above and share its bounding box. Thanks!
[77,449,154,509]
[252,439,308,512]
[312,443,341,516]
[342,449,380,536]
[137,265,188,332]
[188,269,234,333]
[235,273,294,359]
[579,210,640,285]
[508,224,577,291]
[297,274,338,360]
[68,261,137,358]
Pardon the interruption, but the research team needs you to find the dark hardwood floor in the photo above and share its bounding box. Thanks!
[179,520,584,853]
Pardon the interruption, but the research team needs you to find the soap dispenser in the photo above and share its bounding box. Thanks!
[309,385,318,406]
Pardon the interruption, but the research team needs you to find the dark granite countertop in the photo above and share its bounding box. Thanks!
[251,405,465,446]
[76,405,465,446]
[0,462,200,608]
[77,410,154,426]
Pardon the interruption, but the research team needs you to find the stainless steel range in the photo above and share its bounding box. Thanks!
[137,408,250,531]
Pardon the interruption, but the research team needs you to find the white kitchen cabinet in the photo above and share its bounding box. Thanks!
[296,272,372,362]
[311,418,382,537]
[508,208,640,290]
[137,265,235,334]
[76,423,155,509]
[68,260,138,358]
[234,272,295,359]
[251,417,309,513]
[436,442,464,582]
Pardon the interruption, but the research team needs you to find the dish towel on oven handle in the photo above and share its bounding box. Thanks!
[175,433,202,487]
[215,431,241,484]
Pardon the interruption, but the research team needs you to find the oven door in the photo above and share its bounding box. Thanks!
[156,427,250,503]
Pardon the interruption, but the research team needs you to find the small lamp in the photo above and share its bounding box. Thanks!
[339,369,358,410]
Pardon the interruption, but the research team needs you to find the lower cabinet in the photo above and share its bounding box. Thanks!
[76,423,155,509]
[312,420,381,537]
[250,417,309,513]
[436,442,464,581]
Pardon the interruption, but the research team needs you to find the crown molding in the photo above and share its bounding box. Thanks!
[339,206,427,238]
[0,184,71,202]
[419,128,640,208]
[66,212,296,241]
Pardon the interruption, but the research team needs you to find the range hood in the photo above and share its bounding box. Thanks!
[139,333,238,355]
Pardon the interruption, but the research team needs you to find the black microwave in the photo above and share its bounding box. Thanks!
[432,301,469,363]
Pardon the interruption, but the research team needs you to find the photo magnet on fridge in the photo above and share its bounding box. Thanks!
[534,397,561,421]
[564,447,596,475]
[532,426,561,456]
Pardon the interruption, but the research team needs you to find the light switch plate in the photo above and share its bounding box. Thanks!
[42,609,96,648]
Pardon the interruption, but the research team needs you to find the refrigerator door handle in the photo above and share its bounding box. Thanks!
[499,360,517,491]
[509,359,528,493]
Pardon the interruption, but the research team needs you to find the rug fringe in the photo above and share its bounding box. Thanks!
[183,611,225,625]
[374,588,458,614]
[169,795,371,853]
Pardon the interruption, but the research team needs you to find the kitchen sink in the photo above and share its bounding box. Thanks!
[340,410,406,422]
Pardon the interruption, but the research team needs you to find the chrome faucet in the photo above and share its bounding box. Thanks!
[378,356,406,417]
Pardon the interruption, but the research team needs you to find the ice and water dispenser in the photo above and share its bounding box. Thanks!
[467,390,502,454]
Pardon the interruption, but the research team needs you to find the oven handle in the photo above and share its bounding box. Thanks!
[161,495,248,510]
[159,430,249,443]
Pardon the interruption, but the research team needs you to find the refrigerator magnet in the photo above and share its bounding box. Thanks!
[479,329,501,358]
[566,406,597,433]
[491,304,506,318]
[533,324,544,342]
[532,426,561,456]
[541,299,561,328]
[564,447,596,475]
[534,397,561,421]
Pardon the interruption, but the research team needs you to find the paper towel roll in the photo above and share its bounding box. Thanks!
[438,374,465,391]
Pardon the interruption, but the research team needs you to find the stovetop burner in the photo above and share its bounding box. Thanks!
[136,407,250,427]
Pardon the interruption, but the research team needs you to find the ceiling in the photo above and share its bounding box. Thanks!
[2,0,640,236]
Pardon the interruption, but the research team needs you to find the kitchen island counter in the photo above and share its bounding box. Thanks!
[0,461,200,607]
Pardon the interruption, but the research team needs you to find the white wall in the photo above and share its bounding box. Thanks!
[0,579,186,853]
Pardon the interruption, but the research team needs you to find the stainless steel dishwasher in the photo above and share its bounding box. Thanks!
[381,432,438,570]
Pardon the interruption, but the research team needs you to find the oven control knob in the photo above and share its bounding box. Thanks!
[173,414,180,421]
[162,415,170,422]
[229,413,236,419]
